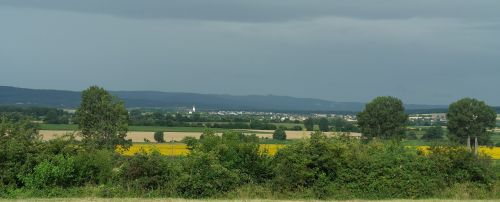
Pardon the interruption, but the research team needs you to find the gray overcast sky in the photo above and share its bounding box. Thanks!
[1,0,500,105]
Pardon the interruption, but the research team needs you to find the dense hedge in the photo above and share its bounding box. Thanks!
[0,118,498,199]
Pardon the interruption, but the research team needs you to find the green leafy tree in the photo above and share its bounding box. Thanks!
[421,125,444,141]
[154,131,165,143]
[318,118,329,132]
[0,117,40,186]
[357,96,408,140]
[447,98,496,150]
[273,128,287,140]
[304,118,314,131]
[75,86,130,150]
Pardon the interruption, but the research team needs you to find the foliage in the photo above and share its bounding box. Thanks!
[177,152,241,198]
[447,98,496,145]
[272,132,497,199]
[1,115,499,199]
[272,128,287,140]
[75,86,131,150]
[116,151,180,192]
[0,117,40,187]
[318,118,329,132]
[190,131,273,184]
[154,131,165,143]
[422,125,444,141]
[357,96,408,140]
[20,154,76,189]
[331,118,358,132]
[0,106,71,124]
[303,118,314,131]
[406,131,418,140]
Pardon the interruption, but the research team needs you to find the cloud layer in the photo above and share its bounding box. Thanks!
[1,1,499,105]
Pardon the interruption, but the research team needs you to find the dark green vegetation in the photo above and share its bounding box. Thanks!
[0,106,71,124]
[357,96,408,140]
[447,98,497,146]
[2,87,500,199]
[421,125,444,141]
[154,131,165,143]
[75,86,130,150]
[272,128,286,140]
[1,117,498,199]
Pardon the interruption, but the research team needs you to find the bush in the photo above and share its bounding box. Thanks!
[178,152,240,198]
[193,132,273,183]
[154,131,165,143]
[116,151,180,193]
[272,128,286,140]
[422,125,444,141]
[0,118,40,187]
[21,154,76,189]
[272,131,496,199]
[406,131,418,140]
[73,150,114,185]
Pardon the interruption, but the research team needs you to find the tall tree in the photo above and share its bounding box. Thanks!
[75,86,130,150]
[447,98,496,152]
[318,118,329,132]
[357,96,408,140]
[304,118,314,131]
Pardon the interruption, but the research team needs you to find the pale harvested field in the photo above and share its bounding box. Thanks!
[39,130,361,142]
[247,130,362,139]
[0,199,496,202]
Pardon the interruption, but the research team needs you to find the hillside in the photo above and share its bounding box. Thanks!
[0,86,445,112]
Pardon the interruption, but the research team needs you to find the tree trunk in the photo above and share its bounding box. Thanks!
[467,136,471,152]
[474,136,478,156]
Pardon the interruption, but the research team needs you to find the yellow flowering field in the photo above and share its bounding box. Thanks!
[117,143,286,156]
[117,144,190,156]
[416,146,500,159]
[118,144,500,159]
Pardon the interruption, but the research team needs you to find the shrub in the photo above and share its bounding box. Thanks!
[422,125,444,141]
[0,118,40,187]
[193,132,273,183]
[154,131,165,143]
[178,152,240,198]
[116,151,180,192]
[406,131,418,140]
[21,154,76,189]
[272,128,287,140]
[271,131,496,199]
[73,150,114,185]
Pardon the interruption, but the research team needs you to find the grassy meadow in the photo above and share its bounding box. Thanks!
[1,199,499,202]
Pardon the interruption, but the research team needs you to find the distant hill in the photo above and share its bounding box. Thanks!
[0,86,446,112]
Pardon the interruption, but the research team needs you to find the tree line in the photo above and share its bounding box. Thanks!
[1,86,499,199]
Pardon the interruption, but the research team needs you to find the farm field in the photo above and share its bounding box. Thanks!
[39,130,362,142]
[41,124,218,133]
[118,143,500,159]
[117,143,286,156]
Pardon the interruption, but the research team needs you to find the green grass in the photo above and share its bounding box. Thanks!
[40,124,79,130]
[2,199,496,202]
[272,123,304,128]
[259,139,298,145]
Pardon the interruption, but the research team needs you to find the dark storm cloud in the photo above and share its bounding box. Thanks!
[1,0,500,22]
[1,1,500,105]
